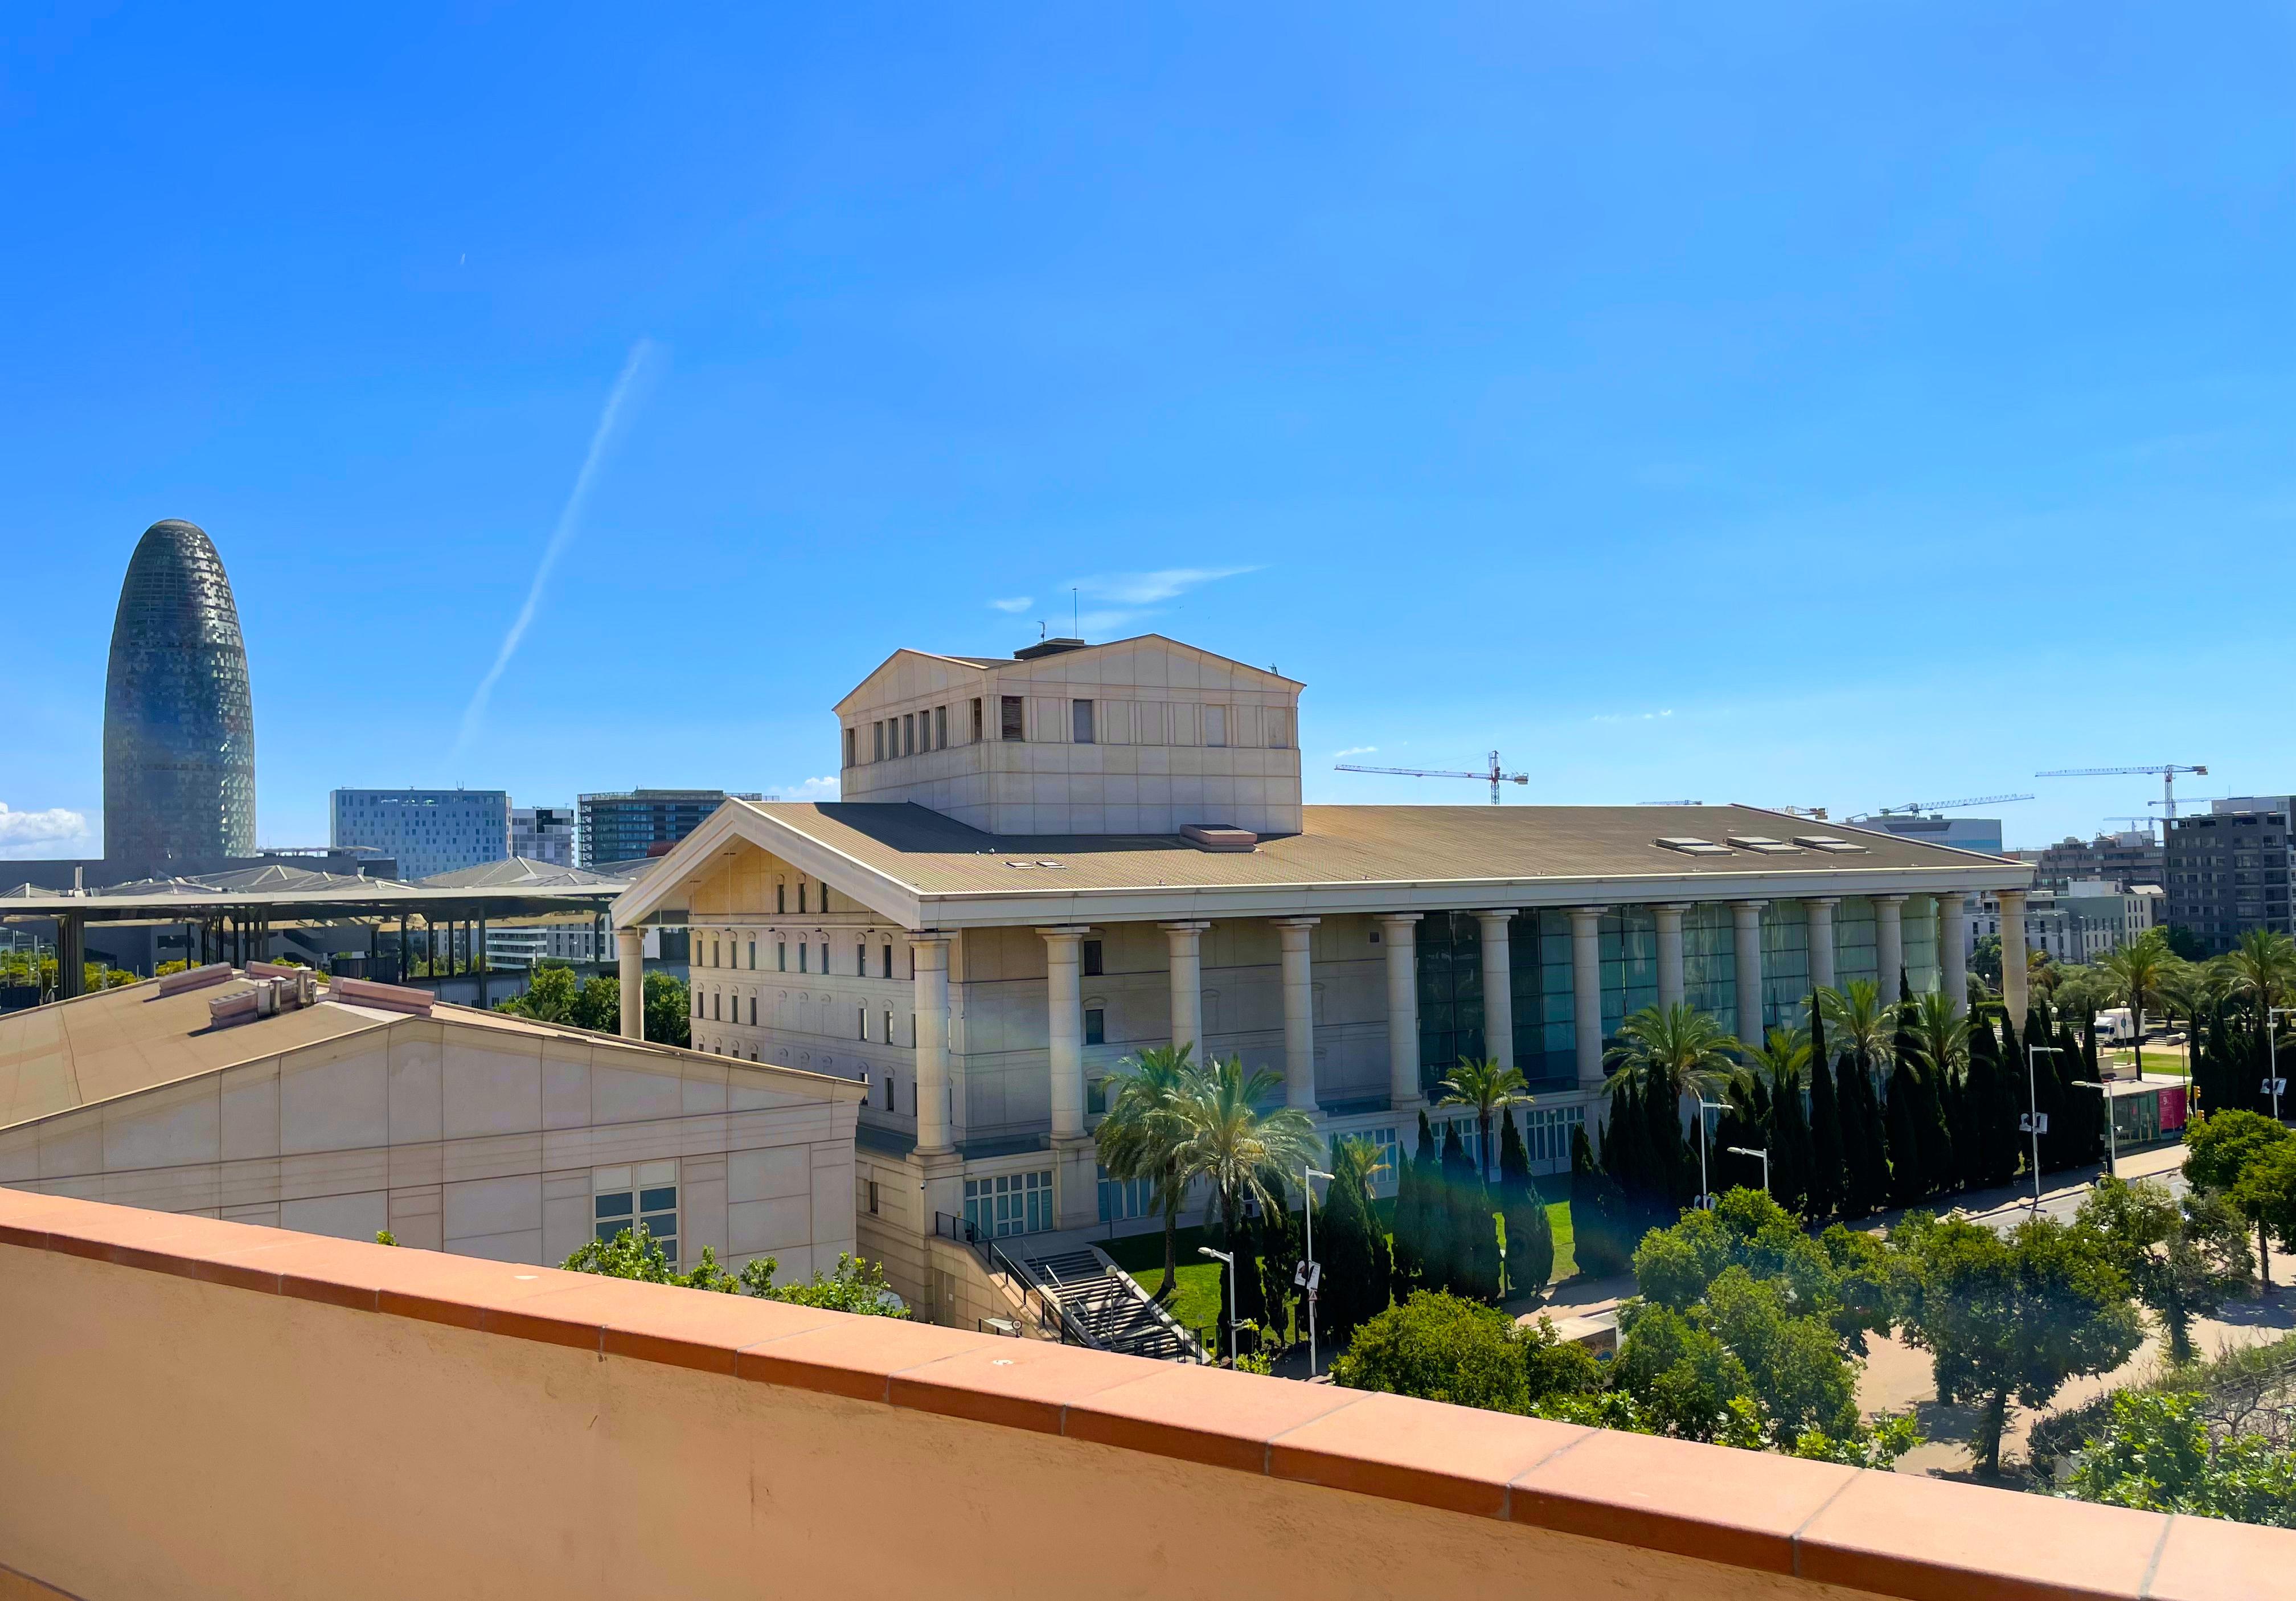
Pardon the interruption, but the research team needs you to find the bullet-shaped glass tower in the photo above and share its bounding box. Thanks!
[102,519,257,867]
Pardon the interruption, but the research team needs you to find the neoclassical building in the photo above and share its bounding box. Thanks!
[610,634,2035,1317]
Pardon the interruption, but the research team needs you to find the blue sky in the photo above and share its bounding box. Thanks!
[6,4,2295,857]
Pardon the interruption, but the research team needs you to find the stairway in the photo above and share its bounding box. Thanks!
[1019,1247,1206,1363]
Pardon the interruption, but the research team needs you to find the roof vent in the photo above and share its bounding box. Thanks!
[1727,836,1801,855]
[1183,824,1258,853]
[1014,637,1089,660]
[329,976,435,1017]
[1793,836,1868,854]
[1654,836,1730,857]
[157,962,233,998]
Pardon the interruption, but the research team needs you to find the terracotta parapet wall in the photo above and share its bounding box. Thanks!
[0,1186,2276,1600]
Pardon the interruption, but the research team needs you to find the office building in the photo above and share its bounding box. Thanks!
[579,789,761,869]
[102,519,257,869]
[1968,882,2161,965]
[2022,830,2166,893]
[2165,799,2296,953]
[609,633,2029,1320]
[1867,813,2005,858]
[331,789,511,881]
[511,805,577,867]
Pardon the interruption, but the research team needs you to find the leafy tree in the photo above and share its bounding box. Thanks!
[2098,930,2174,1078]
[2076,1178,2254,1363]
[1631,1187,1895,1356]
[1970,934,2004,985]
[1891,1212,2142,1476]
[1435,1056,1530,1183]
[1094,1042,1201,1297]
[1569,1123,1633,1278]
[1495,1107,1553,1297]
[1331,1290,1530,1413]
[1604,1002,1742,1102]
[1806,993,1846,1218]
[2185,1108,2294,1292]
[1315,1136,1393,1342]
[2067,1389,2296,1526]
[1518,1314,1605,1407]
[642,971,691,1047]
[2162,924,2210,962]
[1170,1053,1321,1352]
[564,1226,906,1316]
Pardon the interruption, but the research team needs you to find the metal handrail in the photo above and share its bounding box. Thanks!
[933,1213,1076,1344]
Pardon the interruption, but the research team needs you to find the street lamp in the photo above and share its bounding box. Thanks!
[1695,1098,1728,1210]
[2072,1081,2117,1180]
[1199,1246,1237,1369]
[1727,1145,1770,1197]
[2023,1045,2064,1211]
[2268,1007,2293,1124]
[1302,1163,1333,1378]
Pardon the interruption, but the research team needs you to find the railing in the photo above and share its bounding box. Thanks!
[933,1213,1077,1344]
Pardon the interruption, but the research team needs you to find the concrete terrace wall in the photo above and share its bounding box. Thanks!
[0,1190,2274,1601]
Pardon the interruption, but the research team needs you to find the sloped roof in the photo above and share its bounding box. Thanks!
[416,857,630,890]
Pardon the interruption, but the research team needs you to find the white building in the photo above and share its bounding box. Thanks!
[511,805,577,868]
[609,634,2031,1322]
[331,789,512,881]
[0,965,862,1278]
[1968,881,2161,965]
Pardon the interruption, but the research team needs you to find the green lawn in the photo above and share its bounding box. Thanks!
[1108,1184,1584,1345]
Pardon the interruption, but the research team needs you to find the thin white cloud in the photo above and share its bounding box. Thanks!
[1067,566,1262,606]
[1334,746,1378,759]
[454,338,663,759]
[989,596,1034,613]
[777,776,840,801]
[0,803,89,858]
[1588,709,1676,725]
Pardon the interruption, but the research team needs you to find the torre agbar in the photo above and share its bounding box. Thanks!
[612,634,2033,1320]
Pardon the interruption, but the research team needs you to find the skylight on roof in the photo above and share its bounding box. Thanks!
[1727,836,1801,855]
[1793,836,1868,854]
[1654,837,1731,857]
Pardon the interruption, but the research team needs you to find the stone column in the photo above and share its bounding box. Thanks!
[616,926,645,1039]
[1273,918,1321,1109]
[1999,888,2029,1025]
[1805,899,1838,993]
[1038,927,1090,1140]
[1732,901,1766,1047]
[1474,910,1520,1071]
[1569,907,1605,1088]
[1938,891,1970,1017]
[1161,922,1210,1056]
[1875,895,1907,999]
[910,935,954,1154]
[1379,914,1424,1107]
[1653,904,1688,1010]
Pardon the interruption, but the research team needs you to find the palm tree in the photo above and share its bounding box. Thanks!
[1093,1042,1202,1298]
[2155,956,2208,1076]
[1602,1002,1742,1102]
[1747,1023,1811,1091]
[1911,989,1970,1080]
[2224,928,2296,1041]
[1170,1055,1321,1352]
[1436,1056,1532,1182]
[1819,980,1893,1071]
[2099,929,2174,1077]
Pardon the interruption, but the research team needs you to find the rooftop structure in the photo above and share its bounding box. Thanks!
[511,804,576,868]
[0,1188,2280,1600]
[102,519,257,869]
[331,788,512,881]
[579,789,765,869]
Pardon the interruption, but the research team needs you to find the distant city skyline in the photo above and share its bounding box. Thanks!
[10,9,2296,855]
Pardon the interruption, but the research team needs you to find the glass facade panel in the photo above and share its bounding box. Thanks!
[1600,907,1658,1032]
[1414,912,1486,1094]
[1683,903,1736,1020]
[1759,901,1810,1032]
[1835,898,1878,992]
[966,1169,1053,1237]
[1905,899,1941,994]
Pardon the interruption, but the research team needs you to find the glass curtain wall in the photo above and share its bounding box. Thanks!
[1414,912,1485,1094]
[1759,902,1811,1034]
[1835,898,1878,994]
[1904,899,1941,994]
[1683,903,1736,1020]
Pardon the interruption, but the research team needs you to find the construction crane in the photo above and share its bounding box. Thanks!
[1335,750,1527,805]
[1847,792,2033,822]
[2034,764,2208,818]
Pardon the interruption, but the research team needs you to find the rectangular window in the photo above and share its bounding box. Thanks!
[777,941,787,971]
[873,722,885,762]
[844,727,856,768]
[858,1005,868,1040]
[1084,1007,1105,1046]
[856,939,867,974]
[1205,706,1228,747]
[1082,939,1103,977]
[748,996,756,1025]
[971,698,984,742]
[883,1073,895,1111]
[964,1170,1053,1238]
[711,939,721,968]
[594,1161,678,1264]
[936,705,948,748]
[747,941,756,970]
[883,1008,893,1045]
[1001,695,1024,741]
[903,713,915,755]
[798,943,808,973]
[713,990,721,1021]
[868,1180,880,1215]
[821,885,832,913]
[776,885,786,915]
[798,883,807,915]
[819,941,829,973]
[1072,699,1096,744]
[882,944,893,978]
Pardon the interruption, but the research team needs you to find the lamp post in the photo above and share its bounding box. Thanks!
[2023,1045,2064,1211]
[2268,1007,2293,1124]
[1727,1145,1770,1197]
[1303,1162,1333,1377]
[2073,1081,2117,1180]
[1695,1098,1727,1209]
[1199,1246,1237,1368]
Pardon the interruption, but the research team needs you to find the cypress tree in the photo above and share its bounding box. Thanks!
[1496,1109,1553,1298]
[1913,1038,1955,1197]
[1807,994,1846,1217]
[1715,1074,1761,1196]
[1569,1123,1631,1279]
[1316,1140,1390,1342]
[1883,1058,1925,1208]
[1390,1112,1432,1291]
[1432,1122,1470,1292]
[1769,1050,1815,1216]
[1843,1050,1891,1215]
[1646,1076,1691,1215]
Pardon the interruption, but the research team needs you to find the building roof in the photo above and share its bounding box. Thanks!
[0,972,863,1133]
[616,799,2033,930]
[415,857,633,890]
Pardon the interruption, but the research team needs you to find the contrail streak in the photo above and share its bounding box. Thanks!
[454,339,661,757]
